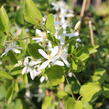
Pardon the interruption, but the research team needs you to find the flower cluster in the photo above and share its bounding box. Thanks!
[1,0,80,80]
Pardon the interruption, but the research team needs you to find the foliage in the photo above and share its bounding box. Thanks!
[0,0,109,109]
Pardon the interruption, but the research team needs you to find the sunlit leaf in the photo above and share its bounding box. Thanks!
[24,0,43,26]
[80,82,101,102]
[46,14,56,34]
[0,6,10,34]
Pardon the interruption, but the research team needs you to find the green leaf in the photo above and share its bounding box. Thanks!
[0,85,6,100]
[0,70,13,80]
[91,68,107,83]
[64,97,75,109]
[14,82,19,92]
[19,28,29,52]
[27,43,42,58]
[77,48,89,61]
[42,96,53,109]
[80,82,101,102]
[48,33,59,46]
[71,79,80,94]
[72,60,78,71]
[102,84,109,99]
[45,66,65,86]
[57,90,67,99]
[65,84,73,95]
[10,67,22,76]
[14,99,23,109]
[77,52,89,61]
[0,6,10,34]
[23,74,28,85]
[8,51,18,64]
[24,0,43,26]
[0,31,7,46]
[74,101,83,109]
[88,45,99,54]
[6,84,14,103]
[16,7,24,25]
[46,14,56,34]
[83,102,93,109]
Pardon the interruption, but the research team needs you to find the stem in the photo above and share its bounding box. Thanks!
[80,0,87,18]
[72,73,81,86]
[64,72,76,100]
[88,20,95,46]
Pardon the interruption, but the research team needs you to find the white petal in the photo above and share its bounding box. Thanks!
[76,38,81,42]
[60,38,65,45]
[1,48,10,57]
[68,72,73,77]
[65,13,74,17]
[40,76,45,83]
[51,46,59,57]
[63,32,79,37]
[22,67,28,74]
[1,51,7,57]
[53,60,64,66]
[61,57,70,67]
[29,69,36,80]
[12,48,21,54]
[35,70,41,76]
[38,49,48,59]
[48,41,52,49]
[39,60,50,70]
[23,57,30,65]
[29,60,41,66]
[35,29,42,36]
[32,37,43,42]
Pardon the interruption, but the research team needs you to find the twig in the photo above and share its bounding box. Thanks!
[80,0,87,18]
[59,83,64,109]
[88,20,95,46]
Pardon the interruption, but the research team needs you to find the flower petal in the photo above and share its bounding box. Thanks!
[29,69,36,80]
[63,32,79,37]
[35,29,42,36]
[61,57,70,67]
[23,57,30,65]
[32,37,43,42]
[53,60,64,66]
[39,60,50,70]
[1,48,11,57]
[12,48,21,54]
[38,49,48,59]
[22,66,28,74]
[40,76,45,83]
[29,60,41,66]
[51,46,59,57]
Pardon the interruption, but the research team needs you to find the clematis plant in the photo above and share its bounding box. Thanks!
[0,0,102,109]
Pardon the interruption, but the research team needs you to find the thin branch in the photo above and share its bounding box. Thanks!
[80,0,87,18]
[88,20,95,46]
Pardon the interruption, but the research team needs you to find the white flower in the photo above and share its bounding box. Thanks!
[1,42,21,57]
[40,76,48,83]
[76,38,81,42]
[68,72,73,77]
[38,46,63,69]
[53,1,74,31]
[32,29,47,43]
[54,46,70,67]
[25,90,31,98]
[38,45,70,69]
[22,57,41,80]
[63,32,79,38]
